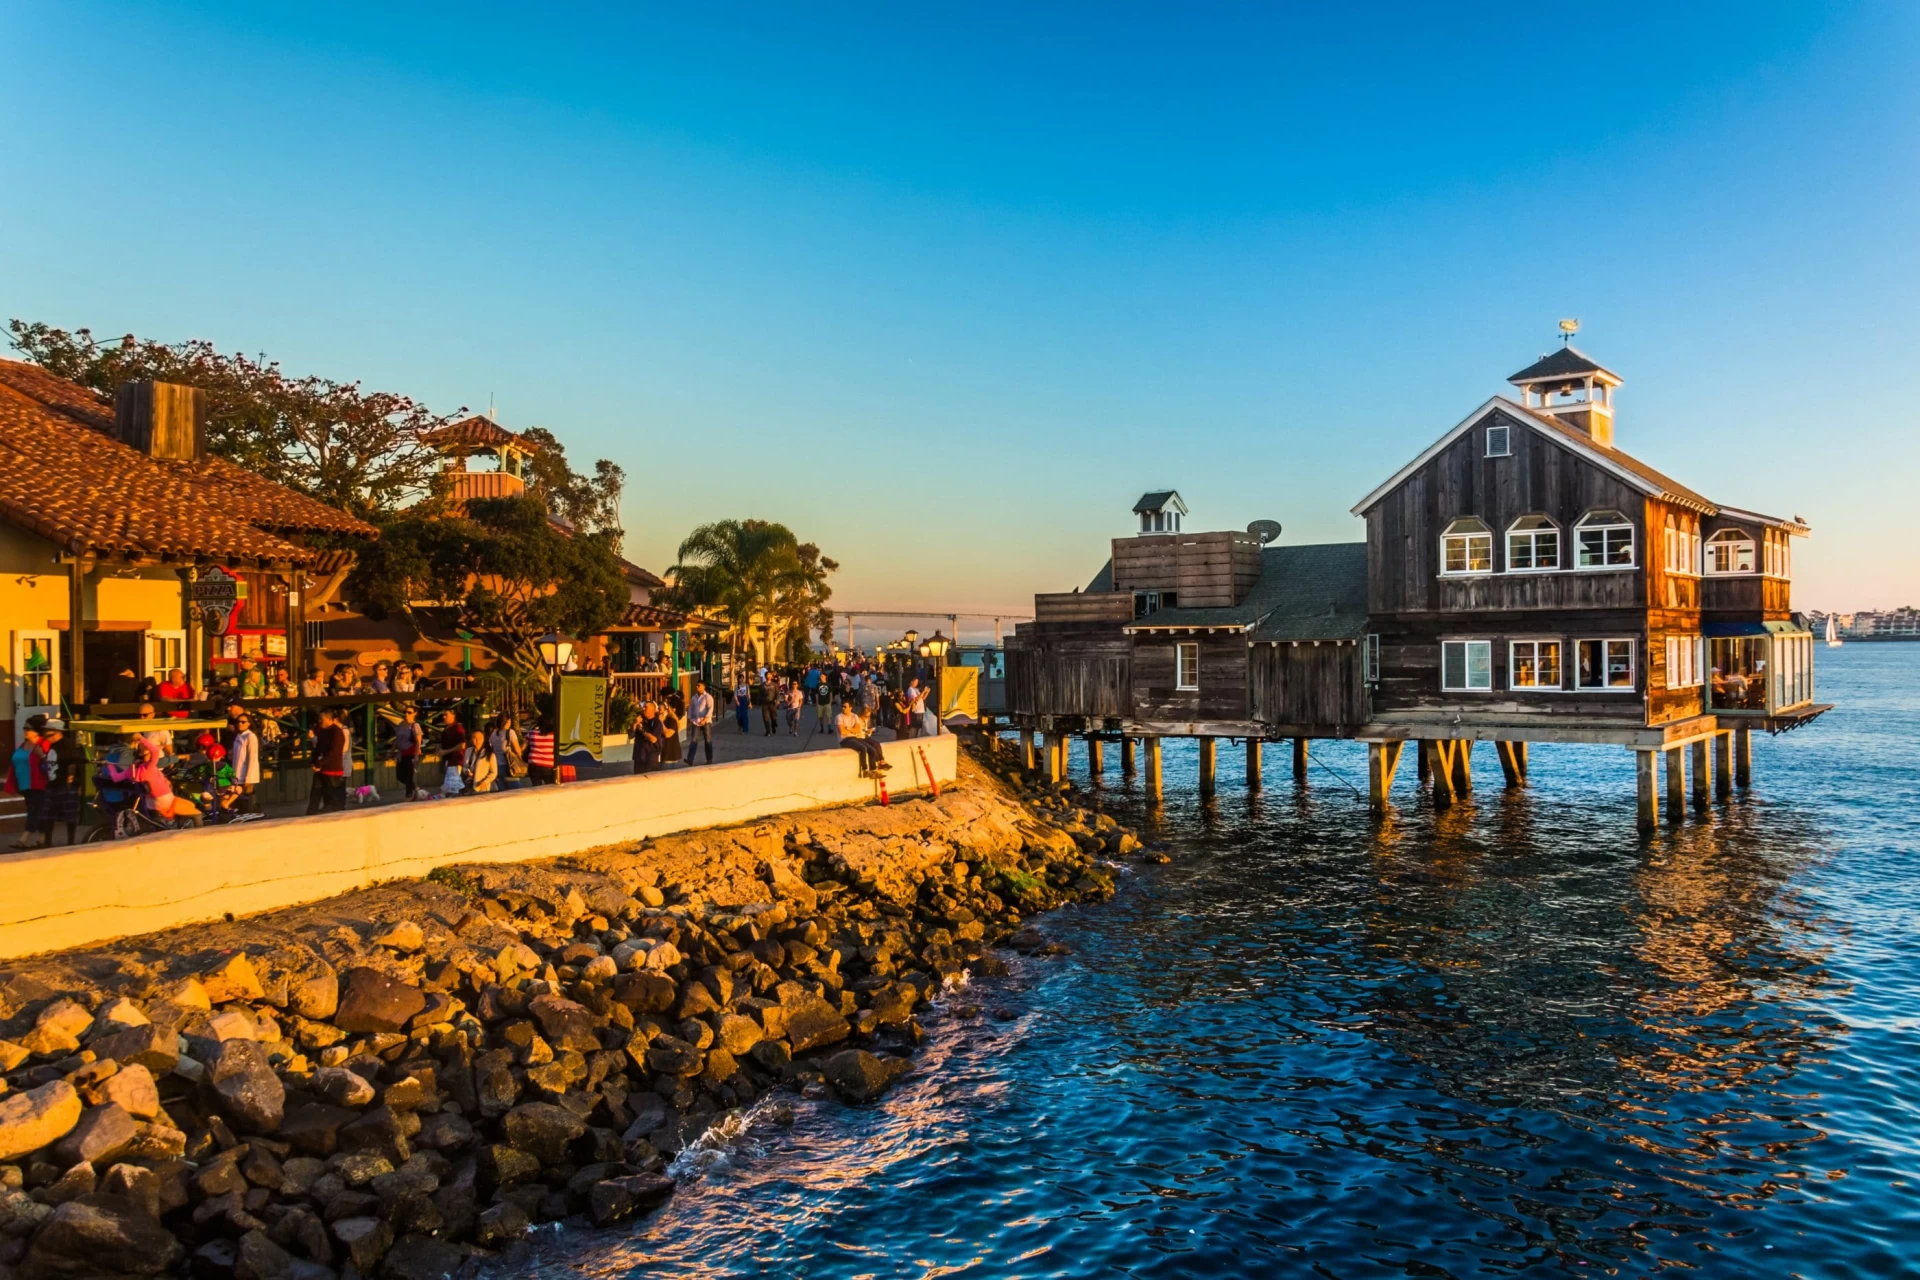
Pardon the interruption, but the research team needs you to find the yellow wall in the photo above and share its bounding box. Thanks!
[0,733,958,960]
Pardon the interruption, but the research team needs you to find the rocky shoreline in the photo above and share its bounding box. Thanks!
[0,741,1135,1279]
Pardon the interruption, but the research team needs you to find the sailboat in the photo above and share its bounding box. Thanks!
[1825,615,1842,648]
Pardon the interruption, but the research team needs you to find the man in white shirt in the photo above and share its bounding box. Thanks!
[685,681,716,764]
[836,704,889,775]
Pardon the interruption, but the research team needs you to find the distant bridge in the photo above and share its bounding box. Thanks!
[836,609,1032,649]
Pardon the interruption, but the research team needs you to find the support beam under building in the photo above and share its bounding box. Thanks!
[1430,739,1457,806]
[1690,739,1709,812]
[1714,731,1732,801]
[1664,746,1684,822]
[1121,736,1136,777]
[1246,739,1262,792]
[1368,740,1404,813]
[1416,740,1430,785]
[1020,729,1035,772]
[1450,739,1472,796]
[1293,737,1309,784]
[1734,727,1752,788]
[1636,750,1658,833]
[1197,737,1217,796]
[1144,736,1162,799]
[1086,736,1104,785]
[1496,741,1524,788]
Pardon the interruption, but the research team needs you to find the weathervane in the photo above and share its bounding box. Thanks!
[1557,318,1580,346]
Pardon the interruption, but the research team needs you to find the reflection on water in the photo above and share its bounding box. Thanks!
[508,647,1920,1279]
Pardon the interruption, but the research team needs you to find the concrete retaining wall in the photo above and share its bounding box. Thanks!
[0,734,956,961]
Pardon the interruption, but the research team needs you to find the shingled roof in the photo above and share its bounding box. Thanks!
[1507,345,1618,385]
[0,360,374,565]
[1087,542,1369,640]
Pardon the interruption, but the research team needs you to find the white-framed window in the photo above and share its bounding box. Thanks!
[1365,633,1381,682]
[1705,528,1755,575]
[1441,517,1493,575]
[1175,642,1199,691]
[1662,515,1701,576]
[1485,424,1511,457]
[1764,532,1791,579]
[1506,515,1560,572]
[1441,639,1492,692]
[1575,510,1635,568]
[11,630,60,718]
[1509,639,1562,690]
[143,629,186,679]
[1576,638,1635,690]
[1133,590,1178,619]
[1664,634,1702,688]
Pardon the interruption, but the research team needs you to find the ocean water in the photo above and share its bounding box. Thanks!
[521,644,1920,1278]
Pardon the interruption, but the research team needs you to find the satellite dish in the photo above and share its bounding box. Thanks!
[1247,519,1282,545]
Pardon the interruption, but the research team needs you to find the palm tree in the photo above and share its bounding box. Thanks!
[669,519,807,666]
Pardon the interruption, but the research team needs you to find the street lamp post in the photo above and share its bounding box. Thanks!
[536,631,574,693]
[918,630,950,732]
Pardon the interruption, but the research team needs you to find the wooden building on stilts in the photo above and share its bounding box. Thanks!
[1005,340,1830,832]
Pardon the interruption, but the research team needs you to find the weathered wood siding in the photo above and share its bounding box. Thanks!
[1370,612,1649,723]
[1110,532,1262,608]
[1130,632,1248,721]
[1005,624,1131,719]
[1364,407,1649,615]
[1032,592,1132,624]
[1250,640,1367,731]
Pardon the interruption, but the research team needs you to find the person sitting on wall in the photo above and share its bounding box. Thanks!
[836,701,890,777]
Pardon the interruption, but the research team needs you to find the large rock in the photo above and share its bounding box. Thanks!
[380,1233,465,1280]
[200,954,265,1004]
[0,1079,82,1162]
[329,1216,392,1273]
[51,1103,138,1168]
[528,993,603,1054]
[19,1193,183,1277]
[88,1024,177,1075]
[101,1064,160,1119]
[206,1039,285,1134]
[715,1013,764,1056]
[502,1102,586,1164]
[279,1103,356,1156]
[821,1049,907,1102]
[784,997,851,1054]
[333,968,426,1034]
[22,999,92,1057]
[762,858,820,912]
[312,1066,376,1109]
[587,1173,674,1227]
[644,1036,704,1078]
[289,969,339,1021]
[611,971,676,1014]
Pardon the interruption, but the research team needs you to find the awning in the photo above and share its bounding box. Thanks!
[1703,620,1811,639]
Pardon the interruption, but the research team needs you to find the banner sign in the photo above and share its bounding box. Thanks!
[939,666,979,721]
[191,567,248,635]
[557,674,607,765]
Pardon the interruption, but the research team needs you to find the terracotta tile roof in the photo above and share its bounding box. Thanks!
[0,361,374,564]
[620,557,666,589]
[422,416,540,455]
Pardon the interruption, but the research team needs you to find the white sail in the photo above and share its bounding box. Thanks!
[1825,615,1841,647]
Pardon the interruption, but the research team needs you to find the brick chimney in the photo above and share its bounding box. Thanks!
[114,380,206,463]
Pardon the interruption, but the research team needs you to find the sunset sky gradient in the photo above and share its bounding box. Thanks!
[4,2,1915,638]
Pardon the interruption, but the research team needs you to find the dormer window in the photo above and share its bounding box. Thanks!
[1506,515,1559,571]
[1485,424,1511,457]
[1441,517,1493,575]
[1132,490,1187,535]
[1705,528,1755,575]
[1575,510,1635,568]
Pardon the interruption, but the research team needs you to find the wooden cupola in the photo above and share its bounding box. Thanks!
[1508,346,1622,447]
[1132,490,1187,534]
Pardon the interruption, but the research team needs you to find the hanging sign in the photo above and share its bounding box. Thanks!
[191,567,249,635]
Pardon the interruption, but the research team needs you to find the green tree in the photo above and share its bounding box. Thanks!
[8,321,459,518]
[346,495,629,674]
[666,519,837,665]
[517,427,626,548]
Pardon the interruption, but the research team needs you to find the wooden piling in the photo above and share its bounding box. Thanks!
[1734,727,1752,788]
[1514,741,1528,780]
[1246,739,1262,792]
[1714,731,1732,801]
[1636,750,1658,833]
[1368,740,1404,813]
[1144,736,1163,798]
[1689,739,1709,811]
[1121,736,1137,777]
[1058,733,1071,780]
[1293,737,1309,783]
[1416,739,1430,785]
[1496,741,1522,788]
[1197,738,1217,796]
[1664,746,1684,822]
[1086,737,1104,784]
[1430,739,1457,806]
[1043,734,1063,785]
[1451,739,1472,795]
[1020,729,1035,772]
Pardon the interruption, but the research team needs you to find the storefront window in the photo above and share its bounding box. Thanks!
[1707,638,1768,712]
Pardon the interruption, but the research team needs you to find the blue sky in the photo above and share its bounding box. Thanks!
[4,2,1915,631]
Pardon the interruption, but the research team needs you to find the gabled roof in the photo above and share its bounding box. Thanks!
[1111,542,1368,640]
[1508,345,1619,385]
[1132,490,1186,515]
[1349,397,1716,518]
[619,557,666,590]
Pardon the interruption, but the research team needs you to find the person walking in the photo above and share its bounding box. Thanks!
[437,711,467,789]
[760,679,779,736]
[490,714,526,789]
[733,680,751,733]
[527,718,557,786]
[836,702,889,776]
[7,725,44,850]
[308,708,350,814]
[785,681,805,736]
[633,699,666,774]
[462,730,498,794]
[38,722,83,846]
[393,705,423,800]
[685,681,716,764]
[229,712,262,813]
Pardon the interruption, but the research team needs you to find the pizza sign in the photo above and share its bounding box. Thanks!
[190,567,249,635]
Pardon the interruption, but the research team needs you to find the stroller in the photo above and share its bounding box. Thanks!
[87,744,184,842]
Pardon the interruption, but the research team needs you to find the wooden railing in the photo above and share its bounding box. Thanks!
[611,671,673,699]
